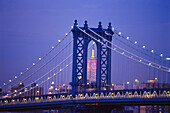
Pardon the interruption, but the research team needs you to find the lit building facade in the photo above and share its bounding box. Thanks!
[87,48,97,83]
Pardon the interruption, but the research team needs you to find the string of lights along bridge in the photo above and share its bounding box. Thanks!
[0,20,170,113]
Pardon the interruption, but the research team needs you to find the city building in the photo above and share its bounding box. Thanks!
[140,78,170,113]
[48,81,58,94]
[114,83,124,90]
[87,46,97,84]
[11,82,25,97]
[133,79,139,89]
[10,82,43,97]
[23,83,43,97]
[140,78,170,89]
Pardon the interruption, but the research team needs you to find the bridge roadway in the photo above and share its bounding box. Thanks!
[0,89,170,112]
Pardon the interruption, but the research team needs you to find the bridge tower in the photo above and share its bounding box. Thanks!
[70,20,114,95]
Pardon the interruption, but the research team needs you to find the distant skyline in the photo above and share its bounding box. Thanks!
[0,0,170,86]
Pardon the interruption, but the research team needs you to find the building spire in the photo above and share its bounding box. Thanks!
[91,45,95,58]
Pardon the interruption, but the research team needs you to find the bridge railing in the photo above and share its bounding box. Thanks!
[0,89,169,105]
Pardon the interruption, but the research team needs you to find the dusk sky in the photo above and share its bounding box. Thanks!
[0,0,170,87]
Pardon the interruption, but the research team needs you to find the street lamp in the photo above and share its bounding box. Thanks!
[135,79,139,83]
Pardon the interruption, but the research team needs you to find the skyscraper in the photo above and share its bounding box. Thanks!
[87,46,97,83]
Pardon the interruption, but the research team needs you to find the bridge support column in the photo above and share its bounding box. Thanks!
[71,20,114,95]
[70,107,76,113]
[138,106,140,113]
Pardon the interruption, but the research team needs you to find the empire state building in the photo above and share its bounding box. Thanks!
[87,47,97,83]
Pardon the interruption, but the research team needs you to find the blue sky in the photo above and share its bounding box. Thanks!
[0,0,170,86]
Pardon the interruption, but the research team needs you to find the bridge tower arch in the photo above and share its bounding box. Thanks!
[70,20,114,95]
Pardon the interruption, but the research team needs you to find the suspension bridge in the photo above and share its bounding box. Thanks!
[0,20,170,113]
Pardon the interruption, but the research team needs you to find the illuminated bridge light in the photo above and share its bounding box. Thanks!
[33,63,35,66]
[52,46,54,49]
[48,77,50,80]
[148,63,151,66]
[142,46,145,49]
[15,76,17,78]
[113,48,116,50]
[9,80,11,82]
[39,58,41,60]
[36,97,39,100]
[118,32,121,36]
[53,73,56,76]
[60,69,62,71]
[3,83,6,85]
[139,59,142,62]
[134,41,137,44]
[19,82,23,85]
[160,54,163,57]
[26,68,29,70]
[126,37,129,40]
[112,27,114,31]
[166,58,170,60]
[151,50,154,53]
[20,72,23,74]
[71,26,73,29]
[65,33,68,36]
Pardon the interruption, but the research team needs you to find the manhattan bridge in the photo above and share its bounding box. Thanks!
[0,20,170,113]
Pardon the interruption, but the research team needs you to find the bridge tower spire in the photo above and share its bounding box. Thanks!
[71,20,114,95]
